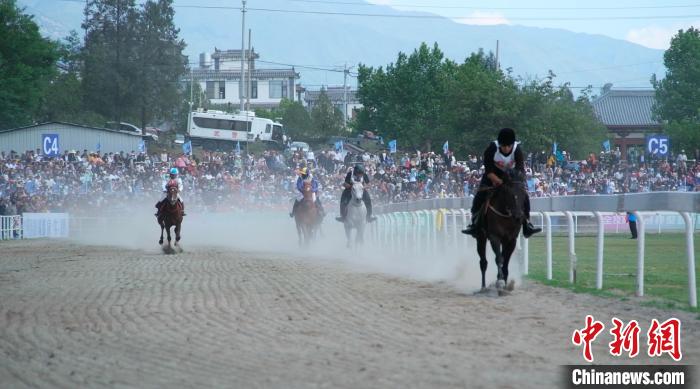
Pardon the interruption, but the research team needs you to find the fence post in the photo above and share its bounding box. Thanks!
[594,211,605,290]
[680,212,697,308]
[522,229,529,275]
[452,210,459,252]
[633,211,645,297]
[544,212,553,280]
[460,209,469,251]
[565,211,577,284]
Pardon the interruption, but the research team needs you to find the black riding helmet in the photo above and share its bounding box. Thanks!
[353,164,365,175]
[497,127,516,146]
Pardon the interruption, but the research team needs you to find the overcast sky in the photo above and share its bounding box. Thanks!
[367,0,700,49]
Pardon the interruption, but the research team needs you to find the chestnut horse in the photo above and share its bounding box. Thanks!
[294,180,321,247]
[158,181,183,250]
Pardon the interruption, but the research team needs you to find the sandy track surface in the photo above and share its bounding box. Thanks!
[0,240,698,388]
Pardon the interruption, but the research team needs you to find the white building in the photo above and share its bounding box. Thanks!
[304,86,362,121]
[187,48,300,109]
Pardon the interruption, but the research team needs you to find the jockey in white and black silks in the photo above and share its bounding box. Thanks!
[155,167,186,216]
[289,167,325,218]
[335,163,376,223]
[462,127,541,238]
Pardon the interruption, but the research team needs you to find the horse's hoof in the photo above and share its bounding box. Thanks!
[506,280,515,292]
[498,289,511,297]
[477,287,489,294]
[158,240,163,245]
[496,279,506,290]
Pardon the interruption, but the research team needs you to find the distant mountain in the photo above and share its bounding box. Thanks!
[18,0,664,90]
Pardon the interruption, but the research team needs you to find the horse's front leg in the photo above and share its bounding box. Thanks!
[476,235,488,290]
[489,236,505,289]
[344,225,352,248]
[501,238,518,284]
[159,222,164,245]
[175,222,181,244]
[166,225,172,246]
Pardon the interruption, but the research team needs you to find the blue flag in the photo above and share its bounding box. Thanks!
[443,140,449,154]
[138,140,145,153]
[96,142,101,153]
[388,139,397,154]
[182,141,192,155]
[603,140,611,152]
[552,142,557,155]
[235,141,241,155]
[334,140,343,152]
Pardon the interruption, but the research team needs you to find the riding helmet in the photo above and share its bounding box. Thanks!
[170,167,178,175]
[353,164,365,175]
[497,128,516,146]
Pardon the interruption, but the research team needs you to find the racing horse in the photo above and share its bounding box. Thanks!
[294,180,322,247]
[157,180,183,252]
[343,181,366,248]
[475,169,526,293]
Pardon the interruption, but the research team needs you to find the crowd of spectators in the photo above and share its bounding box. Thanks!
[1,144,698,217]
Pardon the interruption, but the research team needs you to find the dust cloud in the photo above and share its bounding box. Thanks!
[69,206,521,294]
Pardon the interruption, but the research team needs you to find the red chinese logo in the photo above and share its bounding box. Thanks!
[647,318,682,361]
[213,130,220,137]
[609,318,640,358]
[573,316,682,362]
[572,315,605,362]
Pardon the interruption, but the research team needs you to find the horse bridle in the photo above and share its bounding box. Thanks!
[484,180,525,220]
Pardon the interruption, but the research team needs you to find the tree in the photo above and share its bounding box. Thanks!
[82,0,186,128]
[278,99,312,139]
[357,42,451,151]
[653,27,700,151]
[0,0,59,129]
[134,0,187,129]
[310,89,344,138]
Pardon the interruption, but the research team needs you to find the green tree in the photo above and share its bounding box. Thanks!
[310,89,343,138]
[652,27,700,151]
[0,0,60,129]
[357,42,451,151]
[278,98,312,139]
[134,0,187,129]
[82,0,140,124]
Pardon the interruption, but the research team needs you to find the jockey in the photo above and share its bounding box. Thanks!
[155,167,185,216]
[336,163,376,223]
[461,127,541,238]
[289,167,325,218]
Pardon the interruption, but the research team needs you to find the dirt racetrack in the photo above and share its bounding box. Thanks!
[1,238,698,389]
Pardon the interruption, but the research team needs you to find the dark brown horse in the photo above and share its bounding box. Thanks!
[157,181,183,251]
[475,170,526,292]
[294,180,321,247]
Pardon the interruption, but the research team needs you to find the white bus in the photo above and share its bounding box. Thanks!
[188,109,283,149]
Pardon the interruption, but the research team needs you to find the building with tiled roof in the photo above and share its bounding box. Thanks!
[304,86,362,121]
[183,48,300,109]
[591,88,662,155]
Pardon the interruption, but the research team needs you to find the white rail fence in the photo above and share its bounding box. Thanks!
[373,192,699,308]
[1,215,23,240]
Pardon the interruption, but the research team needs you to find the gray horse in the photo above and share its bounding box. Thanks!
[343,181,366,248]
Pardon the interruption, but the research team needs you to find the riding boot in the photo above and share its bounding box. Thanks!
[290,199,299,218]
[154,200,162,216]
[335,201,348,222]
[181,201,186,216]
[522,219,542,238]
[461,210,481,236]
[363,191,377,222]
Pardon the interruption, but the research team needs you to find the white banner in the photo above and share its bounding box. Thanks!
[22,213,70,238]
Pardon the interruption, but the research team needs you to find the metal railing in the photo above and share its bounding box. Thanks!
[374,192,699,308]
[0,215,23,240]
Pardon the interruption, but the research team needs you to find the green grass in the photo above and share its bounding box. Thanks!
[526,233,700,313]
